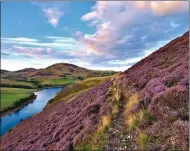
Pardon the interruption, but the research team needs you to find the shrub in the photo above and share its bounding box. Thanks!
[77,76,84,80]
[152,84,166,94]
[8,128,12,133]
[138,109,156,126]
[137,132,149,150]
[13,100,22,106]
[152,85,188,109]
[162,75,178,87]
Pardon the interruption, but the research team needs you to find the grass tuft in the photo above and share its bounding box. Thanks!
[98,115,111,133]
[137,132,150,150]
[75,115,111,150]
[126,113,139,130]
[125,93,139,114]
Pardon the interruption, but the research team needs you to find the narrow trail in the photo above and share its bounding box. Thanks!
[103,99,134,150]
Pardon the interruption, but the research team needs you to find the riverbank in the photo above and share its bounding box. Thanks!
[0,93,37,117]
[0,85,66,118]
[0,87,63,136]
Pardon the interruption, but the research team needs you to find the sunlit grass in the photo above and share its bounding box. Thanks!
[75,115,111,150]
[1,88,36,109]
[1,79,37,88]
[98,115,111,133]
[137,132,150,150]
[38,78,76,86]
[47,76,113,107]
[125,93,139,114]
[126,113,139,130]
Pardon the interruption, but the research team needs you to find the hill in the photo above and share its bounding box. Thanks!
[15,68,37,73]
[1,31,188,150]
[1,63,117,81]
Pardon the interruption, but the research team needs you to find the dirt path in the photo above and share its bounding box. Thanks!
[103,99,134,150]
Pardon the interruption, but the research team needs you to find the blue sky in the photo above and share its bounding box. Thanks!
[1,1,189,71]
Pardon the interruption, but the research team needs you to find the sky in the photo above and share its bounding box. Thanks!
[1,1,189,71]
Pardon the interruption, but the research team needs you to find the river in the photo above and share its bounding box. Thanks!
[0,87,63,136]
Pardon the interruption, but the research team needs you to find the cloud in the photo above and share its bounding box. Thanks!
[32,2,67,27]
[43,7,63,27]
[105,57,143,66]
[12,46,52,58]
[75,1,189,67]
[2,52,10,56]
[1,36,82,60]
[1,36,80,51]
[75,31,83,37]
[148,1,188,16]
[81,12,98,21]
[2,1,189,71]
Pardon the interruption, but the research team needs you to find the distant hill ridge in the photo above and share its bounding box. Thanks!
[1,63,117,80]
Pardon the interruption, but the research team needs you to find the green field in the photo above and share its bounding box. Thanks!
[38,78,76,86]
[1,88,36,109]
[1,79,37,88]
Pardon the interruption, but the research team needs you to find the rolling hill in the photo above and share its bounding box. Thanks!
[1,31,188,150]
[1,63,117,81]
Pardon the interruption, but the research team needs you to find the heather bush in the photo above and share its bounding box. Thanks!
[152,85,188,109]
[148,101,164,119]
[146,78,163,91]
[152,84,166,94]
[162,75,178,87]
[170,120,189,150]
[178,75,189,88]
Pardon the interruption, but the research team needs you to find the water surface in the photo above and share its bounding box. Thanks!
[1,87,62,136]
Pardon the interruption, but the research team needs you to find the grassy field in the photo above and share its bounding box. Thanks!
[1,78,76,88]
[47,75,116,107]
[37,78,76,86]
[1,88,36,109]
[1,79,37,88]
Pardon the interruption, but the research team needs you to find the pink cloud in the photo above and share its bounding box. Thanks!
[81,12,99,21]
[46,48,52,53]
[17,46,26,53]
[14,47,52,58]
[75,31,83,37]
[149,1,188,16]
[133,1,188,16]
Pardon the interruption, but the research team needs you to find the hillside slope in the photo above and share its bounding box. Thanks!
[104,31,189,150]
[1,63,116,81]
[1,31,188,150]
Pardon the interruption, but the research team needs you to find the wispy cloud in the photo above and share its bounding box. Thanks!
[43,7,63,27]
[1,36,80,51]
[1,36,82,59]
[12,46,52,58]
[32,2,66,27]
